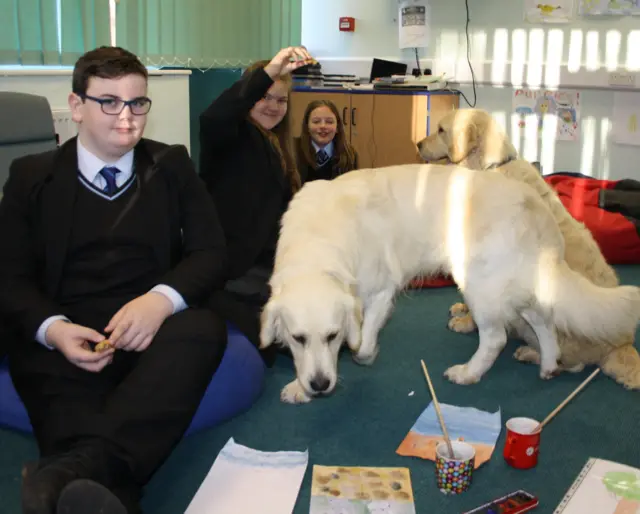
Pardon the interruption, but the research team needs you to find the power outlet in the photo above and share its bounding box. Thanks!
[608,71,636,88]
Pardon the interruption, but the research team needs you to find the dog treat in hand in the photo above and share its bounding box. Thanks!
[94,340,113,353]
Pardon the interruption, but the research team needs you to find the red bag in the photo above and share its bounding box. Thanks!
[543,174,640,264]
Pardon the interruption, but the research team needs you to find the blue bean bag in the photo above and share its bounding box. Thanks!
[0,323,265,436]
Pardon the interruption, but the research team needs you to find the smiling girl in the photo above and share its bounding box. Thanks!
[295,99,359,182]
[199,46,314,365]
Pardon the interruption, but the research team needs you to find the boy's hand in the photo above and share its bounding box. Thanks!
[46,320,114,372]
[264,46,315,80]
[105,292,173,352]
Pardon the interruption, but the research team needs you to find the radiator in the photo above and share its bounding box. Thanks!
[51,109,78,145]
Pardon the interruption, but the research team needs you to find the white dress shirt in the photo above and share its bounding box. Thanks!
[312,140,334,160]
[36,139,187,348]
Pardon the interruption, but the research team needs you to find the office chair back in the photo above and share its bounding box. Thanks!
[0,92,58,191]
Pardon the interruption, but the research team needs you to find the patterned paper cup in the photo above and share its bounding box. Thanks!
[435,441,476,495]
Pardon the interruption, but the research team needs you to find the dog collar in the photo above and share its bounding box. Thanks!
[484,155,516,170]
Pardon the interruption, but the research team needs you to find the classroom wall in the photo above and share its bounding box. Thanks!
[0,66,246,176]
[301,0,640,180]
[0,69,192,151]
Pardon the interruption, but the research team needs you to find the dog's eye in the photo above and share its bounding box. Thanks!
[292,334,307,345]
[326,331,338,342]
[438,126,444,134]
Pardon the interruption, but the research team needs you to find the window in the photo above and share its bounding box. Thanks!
[109,0,116,46]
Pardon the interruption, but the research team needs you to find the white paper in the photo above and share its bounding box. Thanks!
[554,457,640,513]
[579,0,640,15]
[399,1,430,49]
[185,437,309,514]
[612,92,640,146]
[524,0,574,23]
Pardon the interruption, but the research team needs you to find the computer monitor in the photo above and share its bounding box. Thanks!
[369,58,408,83]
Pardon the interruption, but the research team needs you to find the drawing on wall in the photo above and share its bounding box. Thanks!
[612,92,640,146]
[513,89,581,141]
[524,0,575,23]
[579,0,640,15]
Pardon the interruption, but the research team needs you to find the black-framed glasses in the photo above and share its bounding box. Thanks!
[81,94,152,115]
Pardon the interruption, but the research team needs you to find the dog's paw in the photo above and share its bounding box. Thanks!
[444,364,481,385]
[280,380,312,404]
[540,348,562,380]
[513,346,541,365]
[353,344,379,366]
[449,303,469,317]
[539,362,560,380]
[539,369,558,380]
[447,315,477,333]
[620,376,640,390]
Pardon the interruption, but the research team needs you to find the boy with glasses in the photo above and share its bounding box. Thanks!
[0,46,227,513]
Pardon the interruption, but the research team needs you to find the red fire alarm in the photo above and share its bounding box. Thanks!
[339,17,355,32]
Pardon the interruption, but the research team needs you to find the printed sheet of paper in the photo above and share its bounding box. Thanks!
[612,92,640,146]
[310,465,416,514]
[396,402,501,469]
[185,437,308,514]
[524,0,574,23]
[398,1,430,49]
[513,88,581,141]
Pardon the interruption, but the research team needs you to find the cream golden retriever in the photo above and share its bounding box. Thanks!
[259,163,640,403]
[417,107,640,390]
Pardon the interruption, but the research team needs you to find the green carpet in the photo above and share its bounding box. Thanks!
[2,266,640,513]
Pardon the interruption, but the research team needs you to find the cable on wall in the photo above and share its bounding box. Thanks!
[446,0,477,107]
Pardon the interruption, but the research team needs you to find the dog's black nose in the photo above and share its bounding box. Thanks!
[309,374,331,393]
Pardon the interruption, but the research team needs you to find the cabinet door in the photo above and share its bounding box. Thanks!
[289,91,351,138]
[349,93,375,169]
[365,93,429,168]
[427,94,460,135]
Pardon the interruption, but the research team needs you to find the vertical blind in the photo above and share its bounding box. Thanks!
[0,0,111,65]
[115,0,302,68]
[0,0,301,68]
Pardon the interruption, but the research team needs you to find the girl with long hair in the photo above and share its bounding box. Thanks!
[199,46,314,364]
[296,99,358,182]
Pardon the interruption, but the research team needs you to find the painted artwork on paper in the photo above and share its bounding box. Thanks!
[612,92,640,146]
[524,0,575,22]
[579,0,640,15]
[396,402,501,469]
[554,458,640,513]
[309,466,416,514]
[513,88,581,141]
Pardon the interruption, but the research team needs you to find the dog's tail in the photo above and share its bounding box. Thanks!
[601,344,640,390]
[544,260,640,346]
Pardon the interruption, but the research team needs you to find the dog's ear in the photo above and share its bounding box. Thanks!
[448,122,478,163]
[472,113,516,168]
[259,299,282,349]
[343,292,363,353]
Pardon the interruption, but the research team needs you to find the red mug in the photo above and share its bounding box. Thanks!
[503,417,541,469]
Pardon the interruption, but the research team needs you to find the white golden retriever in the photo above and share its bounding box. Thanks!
[417,108,640,389]
[259,164,640,403]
